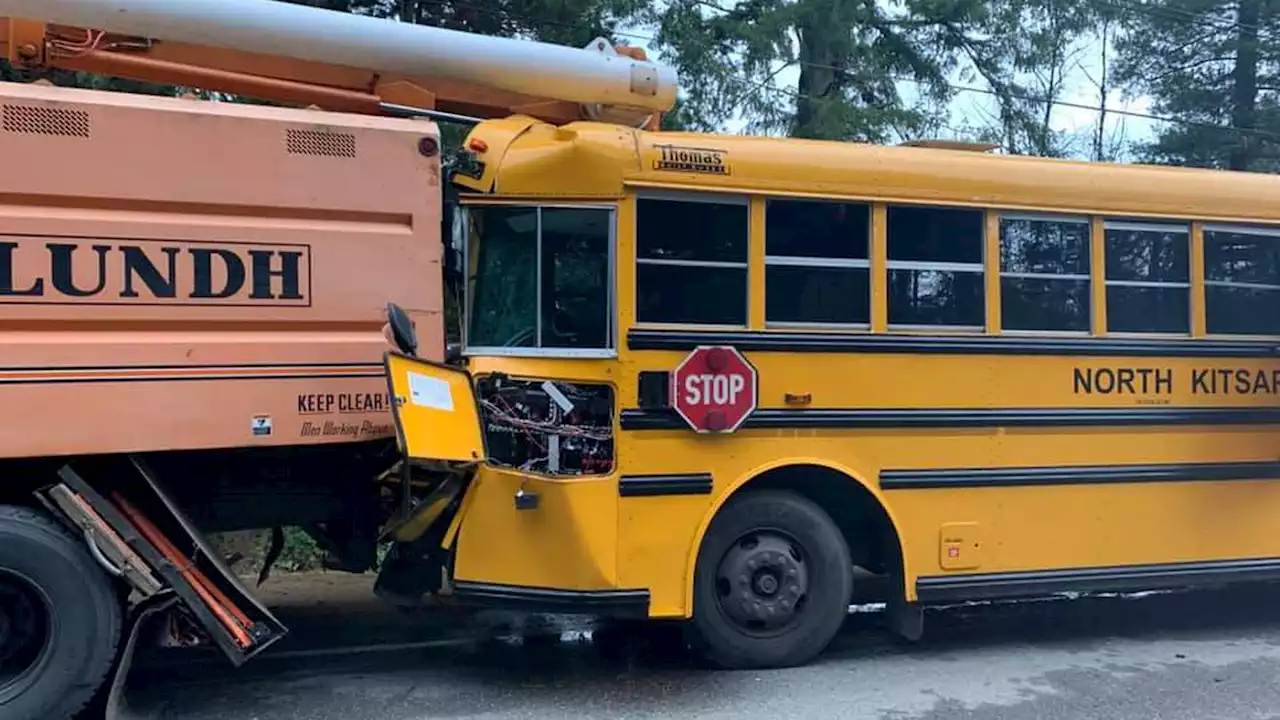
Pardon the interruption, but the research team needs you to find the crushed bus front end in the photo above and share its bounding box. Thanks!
[377,350,645,615]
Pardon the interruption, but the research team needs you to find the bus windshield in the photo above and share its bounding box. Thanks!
[464,204,614,354]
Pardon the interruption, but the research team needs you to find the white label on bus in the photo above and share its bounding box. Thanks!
[684,373,746,406]
[408,372,454,411]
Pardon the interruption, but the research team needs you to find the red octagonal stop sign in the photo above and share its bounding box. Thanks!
[670,345,758,433]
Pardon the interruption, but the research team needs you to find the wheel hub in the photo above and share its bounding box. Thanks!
[715,532,809,633]
[753,572,779,595]
[0,572,51,689]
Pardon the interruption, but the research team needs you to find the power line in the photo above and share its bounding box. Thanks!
[1097,0,1273,36]
[417,0,657,43]
[677,0,1280,141]
[423,0,1280,142]
[689,0,1271,37]
[898,75,1280,142]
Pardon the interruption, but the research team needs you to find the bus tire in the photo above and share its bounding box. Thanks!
[688,490,852,669]
[0,505,123,720]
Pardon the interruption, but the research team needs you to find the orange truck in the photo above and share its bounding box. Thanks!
[0,2,676,718]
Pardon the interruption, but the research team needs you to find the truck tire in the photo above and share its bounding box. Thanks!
[0,506,122,720]
[687,490,853,669]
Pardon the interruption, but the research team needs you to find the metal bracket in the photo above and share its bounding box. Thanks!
[886,599,924,642]
[104,593,180,720]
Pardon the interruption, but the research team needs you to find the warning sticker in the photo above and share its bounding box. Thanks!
[251,415,273,437]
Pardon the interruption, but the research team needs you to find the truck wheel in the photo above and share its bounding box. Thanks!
[0,506,122,720]
[688,490,852,669]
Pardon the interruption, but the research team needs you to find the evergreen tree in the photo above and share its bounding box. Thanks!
[285,0,646,47]
[1114,0,1280,171]
[644,0,1100,148]
[647,0,969,140]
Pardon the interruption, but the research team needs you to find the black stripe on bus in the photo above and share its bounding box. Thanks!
[880,461,1280,490]
[618,406,1280,431]
[0,361,385,386]
[0,373,385,386]
[627,329,1280,358]
[451,582,650,617]
[0,362,382,372]
[915,557,1280,604]
[619,473,714,497]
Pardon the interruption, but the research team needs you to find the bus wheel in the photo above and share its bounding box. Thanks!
[0,506,123,720]
[688,490,852,669]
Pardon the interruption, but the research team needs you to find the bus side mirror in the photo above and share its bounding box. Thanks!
[386,302,418,357]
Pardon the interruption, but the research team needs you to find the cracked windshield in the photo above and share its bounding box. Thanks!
[2,0,1279,719]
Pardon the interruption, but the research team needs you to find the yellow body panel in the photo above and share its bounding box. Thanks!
[620,427,1280,612]
[460,119,1280,223]
[384,352,484,464]
[414,117,1280,623]
[623,453,902,616]
[452,467,619,591]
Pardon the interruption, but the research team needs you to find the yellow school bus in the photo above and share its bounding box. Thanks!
[382,115,1280,669]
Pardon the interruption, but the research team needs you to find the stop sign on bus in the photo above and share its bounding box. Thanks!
[670,345,758,433]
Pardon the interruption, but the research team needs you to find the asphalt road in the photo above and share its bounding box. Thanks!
[117,578,1280,720]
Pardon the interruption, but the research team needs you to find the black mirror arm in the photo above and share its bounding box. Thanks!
[385,302,419,357]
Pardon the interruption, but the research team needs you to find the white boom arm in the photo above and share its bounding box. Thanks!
[0,0,678,116]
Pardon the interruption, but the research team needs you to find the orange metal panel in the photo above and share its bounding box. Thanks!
[0,81,443,458]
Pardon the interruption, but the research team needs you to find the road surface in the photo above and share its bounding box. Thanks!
[118,575,1280,720]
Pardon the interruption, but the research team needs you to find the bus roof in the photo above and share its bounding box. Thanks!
[458,117,1280,225]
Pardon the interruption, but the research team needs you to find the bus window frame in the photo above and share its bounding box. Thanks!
[884,202,988,334]
[1101,218,1193,338]
[762,196,873,331]
[995,210,1094,337]
[1201,221,1280,338]
[460,200,620,359]
[632,189,752,331]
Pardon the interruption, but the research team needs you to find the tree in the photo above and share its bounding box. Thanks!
[1114,0,1280,172]
[944,0,1098,156]
[284,0,647,48]
[645,0,1110,151]
[648,0,980,141]
[1079,10,1132,162]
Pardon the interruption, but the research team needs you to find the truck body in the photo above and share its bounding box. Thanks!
[0,80,441,536]
[0,80,442,460]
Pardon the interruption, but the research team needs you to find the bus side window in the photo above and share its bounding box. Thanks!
[998,214,1091,333]
[1103,220,1190,334]
[885,204,985,329]
[764,198,871,327]
[1203,224,1280,336]
[635,195,748,326]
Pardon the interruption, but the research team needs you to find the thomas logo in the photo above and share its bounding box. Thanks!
[0,236,311,306]
[653,144,729,175]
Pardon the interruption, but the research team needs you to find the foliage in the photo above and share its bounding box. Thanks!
[644,0,1110,152]
[5,0,1280,169]
[646,0,966,141]
[283,0,647,47]
[253,527,327,574]
[1114,0,1280,171]
[946,0,1102,156]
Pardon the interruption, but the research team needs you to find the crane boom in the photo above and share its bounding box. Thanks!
[0,0,678,126]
